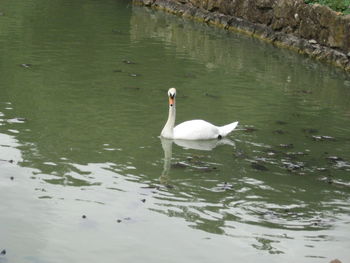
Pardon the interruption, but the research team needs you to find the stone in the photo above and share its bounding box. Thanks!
[309,39,317,44]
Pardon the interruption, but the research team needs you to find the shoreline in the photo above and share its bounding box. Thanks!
[133,0,350,73]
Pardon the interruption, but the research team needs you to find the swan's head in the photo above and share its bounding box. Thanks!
[168,88,176,107]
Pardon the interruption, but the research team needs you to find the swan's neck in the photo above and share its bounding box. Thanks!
[161,105,176,139]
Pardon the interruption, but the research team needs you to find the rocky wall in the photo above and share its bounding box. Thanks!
[133,0,350,72]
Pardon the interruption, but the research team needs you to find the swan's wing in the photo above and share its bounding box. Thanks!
[173,120,219,140]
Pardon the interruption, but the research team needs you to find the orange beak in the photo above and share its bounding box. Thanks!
[169,96,175,106]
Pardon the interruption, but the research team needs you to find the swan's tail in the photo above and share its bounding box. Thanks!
[218,121,239,137]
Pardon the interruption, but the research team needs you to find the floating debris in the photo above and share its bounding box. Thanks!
[243,126,258,132]
[0,249,6,255]
[282,161,304,171]
[164,184,174,189]
[286,152,307,157]
[6,117,27,124]
[278,143,294,149]
[129,73,140,77]
[311,135,335,141]
[297,90,313,94]
[112,29,125,34]
[141,199,146,203]
[20,63,32,68]
[122,59,136,64]
[334,160,350,170]
[302,128,319,134]
[82,215,86,219]
[220,182,233,190]
[195,166,218,172]
[251,162,268,171]
[326,156,343,162]
[116,219,122,223]
[171,162,188,168]
[205,93,219,99]
[276,120,287,125]
[123,86,140,91]
[0,159,14,164]
[273,129,286,134]
[184,72,196,78]
[212,182,233,191]
[262,148,282,156]
[10,176,14,180]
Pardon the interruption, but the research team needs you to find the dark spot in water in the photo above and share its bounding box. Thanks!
[165,184,174,189]
[278,143,294,149]
[297,90,313,94]
[243,127,258,132]
[220,182,232,190]
[123,86,140,91]
[273,129,286,134]
[196,166,218,172]
[113,69,123,73]
[122,59,136,64]
[141,199,146,203]
[276,120,287,125]
[302,128,319,134]
[184,72,196,78]
[116,219,122,223]
[251,162,268,171]
[82,215,86,219]
[112,29,124,34]
[20,63,32,68]
[1,249,6,255]
[10,176,14,180]
[9,160,14,163]
[205,93,219,99]
[171,162,187,168]
[218,135,222,139]
[326,178,334,184]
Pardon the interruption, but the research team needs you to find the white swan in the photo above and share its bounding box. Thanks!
[161,88,238,140]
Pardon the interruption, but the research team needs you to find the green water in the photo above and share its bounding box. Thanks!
[1,0,350,262]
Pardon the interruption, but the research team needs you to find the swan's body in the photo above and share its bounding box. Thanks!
[161,88,238,140]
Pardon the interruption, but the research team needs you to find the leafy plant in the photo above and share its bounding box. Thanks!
[305,0,350,14]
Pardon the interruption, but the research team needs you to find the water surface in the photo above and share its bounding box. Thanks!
[1,1,350,262]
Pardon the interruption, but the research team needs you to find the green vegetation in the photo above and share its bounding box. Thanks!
[305,0,350,14]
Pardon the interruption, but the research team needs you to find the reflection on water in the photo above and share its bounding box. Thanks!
[1,0,350,262]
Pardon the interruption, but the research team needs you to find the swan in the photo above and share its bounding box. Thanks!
[160,88,238,140]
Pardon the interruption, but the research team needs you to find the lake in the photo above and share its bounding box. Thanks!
[0,0,350,262]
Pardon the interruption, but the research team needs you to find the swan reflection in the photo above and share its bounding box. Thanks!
[160,137,235,181]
